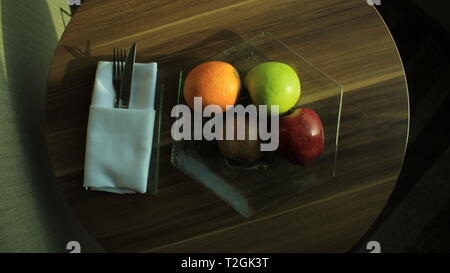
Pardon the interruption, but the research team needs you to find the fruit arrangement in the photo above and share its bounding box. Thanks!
[183,60,324,166]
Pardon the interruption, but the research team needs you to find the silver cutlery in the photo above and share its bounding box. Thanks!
[119,42,137,109]
[112,48,126,108]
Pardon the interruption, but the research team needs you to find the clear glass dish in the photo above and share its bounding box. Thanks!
[146,83,165,195]
[170,32,343,217]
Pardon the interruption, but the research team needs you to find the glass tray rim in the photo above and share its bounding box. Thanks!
[170,32,344,217]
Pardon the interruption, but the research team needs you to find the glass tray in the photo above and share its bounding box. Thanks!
[170,32,343,217]
[146,82,164,195]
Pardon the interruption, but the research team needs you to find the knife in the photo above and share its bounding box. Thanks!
[119,42,137,108]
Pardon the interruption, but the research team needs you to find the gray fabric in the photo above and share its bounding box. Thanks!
[0,0,101,252]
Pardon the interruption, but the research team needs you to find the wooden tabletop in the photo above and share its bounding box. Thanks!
[45,0,409,252]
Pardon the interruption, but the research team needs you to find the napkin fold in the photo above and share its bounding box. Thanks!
[83,61,157,194]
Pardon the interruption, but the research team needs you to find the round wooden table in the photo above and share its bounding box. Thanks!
[45,0,409,252]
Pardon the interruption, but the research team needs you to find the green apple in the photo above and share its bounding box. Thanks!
[244,62,301,114]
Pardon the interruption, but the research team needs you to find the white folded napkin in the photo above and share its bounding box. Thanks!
[83,61,157,194]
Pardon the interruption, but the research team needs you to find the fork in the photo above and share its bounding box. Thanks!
[113,48,127,108]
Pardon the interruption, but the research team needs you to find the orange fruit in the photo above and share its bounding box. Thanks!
[183,61,241,111]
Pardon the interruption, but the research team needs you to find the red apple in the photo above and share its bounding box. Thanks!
[279,108,324,166]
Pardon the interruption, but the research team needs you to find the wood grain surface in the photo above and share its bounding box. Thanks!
[45,0,409,252]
